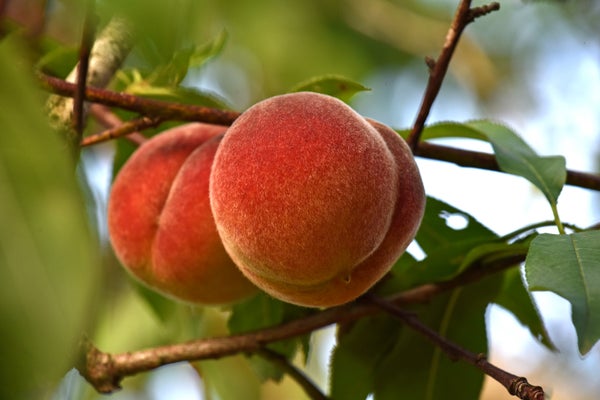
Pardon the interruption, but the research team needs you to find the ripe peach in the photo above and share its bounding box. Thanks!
[209,92,425,307]
[108,123,257,305]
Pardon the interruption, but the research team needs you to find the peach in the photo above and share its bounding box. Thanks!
[209,92,425,307]
[107,123,256,305]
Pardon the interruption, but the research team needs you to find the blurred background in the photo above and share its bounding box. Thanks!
[3,0,600,399]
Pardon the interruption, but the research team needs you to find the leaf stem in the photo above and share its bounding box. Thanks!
[81,252,524,393]
[498,220,582,242]
[551,203,566,235]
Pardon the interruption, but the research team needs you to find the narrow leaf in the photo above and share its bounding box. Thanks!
[397,121,488,141]
[127,83,232,109]
[290,75,370,102]
[525,231,600,354]
[189,30,228,68]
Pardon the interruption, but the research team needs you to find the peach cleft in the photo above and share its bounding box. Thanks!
[108,123,257,305]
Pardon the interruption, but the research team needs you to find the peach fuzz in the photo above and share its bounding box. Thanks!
[108,123,256,305]
[209,92,425,308]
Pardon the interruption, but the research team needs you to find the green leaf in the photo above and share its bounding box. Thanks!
[394,197,498,287]
[126,83,232,109]
[494,268,555,349]
[397,121,488,141]
[525,231,600,354]
[0,39,99,399]
[228,293,314,381]
[374,275,502,400]
[189,30,229,68]
[416,197,496,253]
[466,120,566,206]
[196,308,261,400]
[290,74,370,102]
[36,42,79,78]
[330,316,400,400]
[400,121,567,210]
[98,0,205,64]
[129,278,178,323]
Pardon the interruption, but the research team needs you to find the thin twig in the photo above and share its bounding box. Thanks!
[81,251,525,393]
[73,0,96,135]
[365,295,545,400]
[406,1,500,151]
[82,115,160,147]
[89,104,148,145]
[256,348,329,400]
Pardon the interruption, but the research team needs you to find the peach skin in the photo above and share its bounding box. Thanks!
[210,92,425,307]
[108,123,256,305]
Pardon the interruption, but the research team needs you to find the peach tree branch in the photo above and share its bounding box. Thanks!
[83,109,159,147]
[364,295,545,400]
[39,73,600,192]
[81,251,526,393]
[73,0,96,137]
[41,73,239,126]
[46,16,133,149]
[88,104,148,146]
[406,1,501,151]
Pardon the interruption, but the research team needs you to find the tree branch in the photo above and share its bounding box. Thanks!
[89,104,148,146]
[40,73,600,192]
[256,348,328,400]
[41,73,240,126]
[46,16,133,149]
[42,48,600,193]
[415,141,600,192]
[73,0,96,136]
[365,295,545,400]
[81,250,525,393]
[83,112,159,147]
[406,1,500,151]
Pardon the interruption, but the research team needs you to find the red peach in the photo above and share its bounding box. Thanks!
[209,92,425,307]
[108,123,256,305]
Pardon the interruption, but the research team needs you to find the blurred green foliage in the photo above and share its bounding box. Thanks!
[0,37,100,400]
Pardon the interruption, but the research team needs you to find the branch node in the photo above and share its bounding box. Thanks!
[476,353,487,364]
[425,56,436,71]
[509,377,545,400]
[468,2,501,23]
[80,341,122,394]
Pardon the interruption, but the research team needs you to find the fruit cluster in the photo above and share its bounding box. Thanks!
[108,92,425,308]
